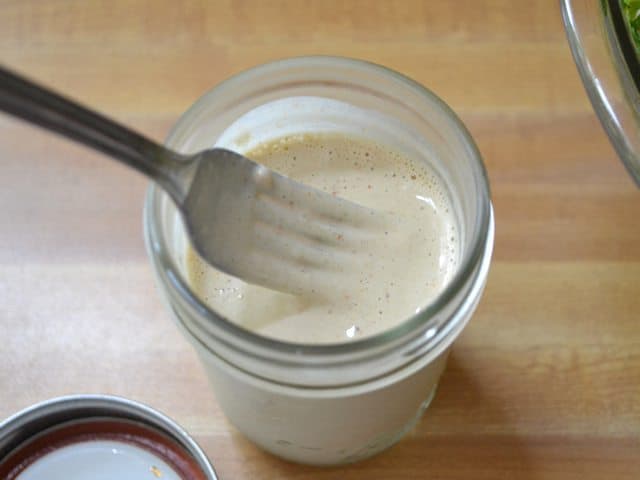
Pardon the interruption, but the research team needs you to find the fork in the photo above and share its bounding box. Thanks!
[0,66,383,296]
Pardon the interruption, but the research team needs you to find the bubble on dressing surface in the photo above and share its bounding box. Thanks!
[186,132,460,344]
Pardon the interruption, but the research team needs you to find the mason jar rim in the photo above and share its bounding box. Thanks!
[144,55,492,362]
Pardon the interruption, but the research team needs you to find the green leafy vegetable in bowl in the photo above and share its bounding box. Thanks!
[623,0,640,53]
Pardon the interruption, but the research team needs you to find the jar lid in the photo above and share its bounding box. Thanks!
[0,395,218,480]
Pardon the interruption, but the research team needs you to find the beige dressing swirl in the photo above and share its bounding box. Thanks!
[186,132,459,344]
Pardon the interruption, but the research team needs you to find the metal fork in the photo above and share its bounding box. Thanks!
[0,66,382,296]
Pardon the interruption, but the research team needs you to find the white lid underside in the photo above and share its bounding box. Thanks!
[17,440,182,480]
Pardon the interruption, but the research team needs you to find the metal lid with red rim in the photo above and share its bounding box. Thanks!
[0,395,218,480]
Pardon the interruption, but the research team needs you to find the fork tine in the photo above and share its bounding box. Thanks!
[253,164,387,230]
[244,250,357,298]
[253,193,378,249]
[252,220,362,272]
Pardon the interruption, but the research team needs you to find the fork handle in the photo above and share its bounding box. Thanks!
[0,65,188,202]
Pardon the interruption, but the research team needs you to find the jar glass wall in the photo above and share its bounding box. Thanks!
[144,56,494,465]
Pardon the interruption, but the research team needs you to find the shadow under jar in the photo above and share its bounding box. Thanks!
[144,56,494,466]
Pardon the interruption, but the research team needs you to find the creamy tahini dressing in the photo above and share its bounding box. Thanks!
[186,132,459,344]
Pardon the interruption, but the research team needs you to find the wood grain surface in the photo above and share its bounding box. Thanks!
[1,1,638,478]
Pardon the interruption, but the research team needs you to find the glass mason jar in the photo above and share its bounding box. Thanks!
[144,56,494,466]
